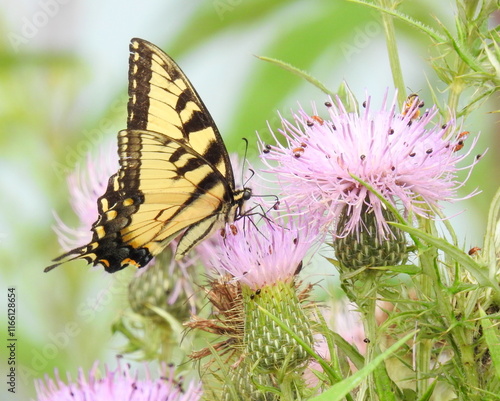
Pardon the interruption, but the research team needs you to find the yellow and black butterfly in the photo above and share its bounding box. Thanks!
[46,38,251,273]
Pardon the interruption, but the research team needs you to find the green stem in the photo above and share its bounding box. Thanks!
[378,0,406,106]
[416,217,480,395]
[446,61,468,119]
[358,272,379,400]
[414,217,440,397]
[414,272,432,397]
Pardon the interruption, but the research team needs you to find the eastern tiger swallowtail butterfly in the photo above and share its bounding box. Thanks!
[46,38,252,273]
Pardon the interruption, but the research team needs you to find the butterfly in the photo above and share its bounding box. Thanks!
[46,38,252,273]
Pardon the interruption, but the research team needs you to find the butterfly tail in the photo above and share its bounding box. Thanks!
[44,245,91,272]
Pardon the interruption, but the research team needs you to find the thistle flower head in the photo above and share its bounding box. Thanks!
[261,92,481,239]
[128,243,200,319]
[209,215,320,290]
[34,360,202,401]
[203,214,320,376]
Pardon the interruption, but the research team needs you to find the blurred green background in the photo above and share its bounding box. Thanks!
[0,0,498,398]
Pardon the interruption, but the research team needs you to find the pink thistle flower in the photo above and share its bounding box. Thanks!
[208,214,321,290]
[204,214,320,376]
[261,92,481,239]
[34,360,202,401]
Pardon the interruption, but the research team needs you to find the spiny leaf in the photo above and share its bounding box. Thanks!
[347,0,446,43]
[391,223,500,295]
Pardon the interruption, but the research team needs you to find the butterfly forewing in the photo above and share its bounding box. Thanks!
[127,38,235,188]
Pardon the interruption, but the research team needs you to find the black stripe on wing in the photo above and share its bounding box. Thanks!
[118,129,234,200]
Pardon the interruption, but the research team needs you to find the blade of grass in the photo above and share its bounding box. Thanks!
[310,332,415,401]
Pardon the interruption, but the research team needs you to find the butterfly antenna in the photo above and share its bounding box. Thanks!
[244,168,256,188]
[241,137,249,187]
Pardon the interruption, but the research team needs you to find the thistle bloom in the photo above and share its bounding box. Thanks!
[53,140,118,251]
[261,92,481,240]
[209,215,320,290]
[34,360,202,401]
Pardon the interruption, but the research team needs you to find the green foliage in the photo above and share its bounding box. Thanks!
[351,0,499,117]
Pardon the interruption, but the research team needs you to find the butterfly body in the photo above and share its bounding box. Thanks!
[46,38,250,273]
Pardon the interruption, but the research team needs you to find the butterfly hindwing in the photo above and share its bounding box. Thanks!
[46,38,251,273]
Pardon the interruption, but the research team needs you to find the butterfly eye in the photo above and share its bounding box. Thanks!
[242,188,252,201]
